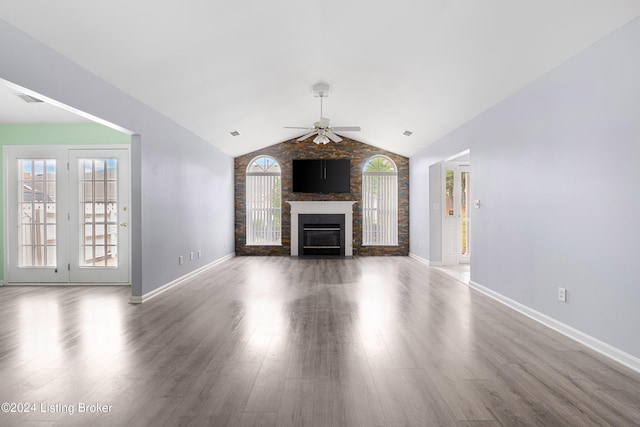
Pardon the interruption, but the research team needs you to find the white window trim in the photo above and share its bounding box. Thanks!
[246,156,282,246]
[362,156,399,246]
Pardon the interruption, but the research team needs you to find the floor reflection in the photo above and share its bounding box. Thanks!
[9,288,129,390]
[1,258,639,426]
[435,263,470,284]
[18,296,61,366]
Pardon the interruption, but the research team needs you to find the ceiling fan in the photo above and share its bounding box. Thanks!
[285,83,360,144]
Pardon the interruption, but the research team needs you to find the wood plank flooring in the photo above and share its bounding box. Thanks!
[1,256,639,426]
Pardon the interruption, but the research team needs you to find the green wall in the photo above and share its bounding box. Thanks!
[0,123,130,282]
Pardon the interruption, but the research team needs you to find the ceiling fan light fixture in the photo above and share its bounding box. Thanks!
[313,134,330,144]
[285,83,360,145]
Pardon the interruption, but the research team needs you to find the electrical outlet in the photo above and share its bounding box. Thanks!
[190,251,194,261]
[558,287,567,303]
[198,250,201,259]
[179,256,184,265]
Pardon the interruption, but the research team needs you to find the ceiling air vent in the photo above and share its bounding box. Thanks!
[230,130,240,137]
[403,130,413,136]
[15,93,44,103]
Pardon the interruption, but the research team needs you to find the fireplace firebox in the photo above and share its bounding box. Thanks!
[298,214,345,257]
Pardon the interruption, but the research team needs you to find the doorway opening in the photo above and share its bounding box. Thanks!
[1,79,134,286]
[439,150,471,283]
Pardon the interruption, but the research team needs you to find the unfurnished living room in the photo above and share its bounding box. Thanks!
[1,2,640,426]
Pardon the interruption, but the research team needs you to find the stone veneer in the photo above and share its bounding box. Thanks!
[234,136,409,256]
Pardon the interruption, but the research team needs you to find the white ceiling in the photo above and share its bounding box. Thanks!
[0,82,92,124]
[1,1,639,157]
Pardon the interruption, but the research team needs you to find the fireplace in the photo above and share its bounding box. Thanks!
[287,201,356,257]
[298,214,345,257]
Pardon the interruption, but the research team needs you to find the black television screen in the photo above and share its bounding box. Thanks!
[292,159,350,193]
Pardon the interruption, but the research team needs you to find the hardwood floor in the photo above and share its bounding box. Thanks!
[1,256,639,426]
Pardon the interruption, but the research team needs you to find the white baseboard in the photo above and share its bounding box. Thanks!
[129,253,235,304]
[6,282,130,286]
[468,280,640,374]
[408,252,442,266]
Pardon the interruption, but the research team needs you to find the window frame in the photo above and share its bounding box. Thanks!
[245,155,282,246]
[362,155,398,246]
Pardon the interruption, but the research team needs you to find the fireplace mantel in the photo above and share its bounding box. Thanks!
[287,201,357,256]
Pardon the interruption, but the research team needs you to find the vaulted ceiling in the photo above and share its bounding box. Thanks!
[1,1,639,157]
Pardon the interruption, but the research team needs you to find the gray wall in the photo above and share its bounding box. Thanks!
[0,19,235,297]
[410,17,640,359]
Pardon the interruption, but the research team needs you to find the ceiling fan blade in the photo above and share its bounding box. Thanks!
[325,131,343,143]
[331,126,361,132]
[297,131,318,142]
[285,126,313,130]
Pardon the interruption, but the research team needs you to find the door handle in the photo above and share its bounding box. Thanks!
[120,222,128,227]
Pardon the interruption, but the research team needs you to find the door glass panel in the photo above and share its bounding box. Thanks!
[445,169,455,216]
[461,170,470,256]
[18,159,57,267]
[79,159,118,267]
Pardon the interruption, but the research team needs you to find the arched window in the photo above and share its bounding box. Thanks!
[246,156,281,245]
[362,155,398,245]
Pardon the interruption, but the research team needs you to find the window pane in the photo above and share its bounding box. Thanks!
[83,182,93,200]
[46,246,57,266]
[33,161,44,178]
[445,169,455,216]
[363,156,398,246]
[18,159,56,267]
[106,245,118,266]
[107,182,117,202]
[246,157,281,245]
[47,225,56,244]
[84,246,94,265]
[33,246,45,266]
[461,171,470,256]
[79,159,118,267]
[106,159,118,179]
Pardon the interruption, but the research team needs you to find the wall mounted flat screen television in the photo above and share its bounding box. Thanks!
[292,159,350,193]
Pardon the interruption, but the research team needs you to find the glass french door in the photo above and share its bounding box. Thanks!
[5,147,130,284]
[68,150,129,282]
[442,162,471,265]
[459,165,470,262]
[8,149,67,282]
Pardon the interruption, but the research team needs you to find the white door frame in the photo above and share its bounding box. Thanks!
[441,152,471,266]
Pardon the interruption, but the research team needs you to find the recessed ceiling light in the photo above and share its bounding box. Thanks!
[403,130,413,136]
[230,130,240,137]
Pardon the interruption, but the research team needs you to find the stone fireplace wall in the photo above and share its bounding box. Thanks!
[234,136,409,256]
